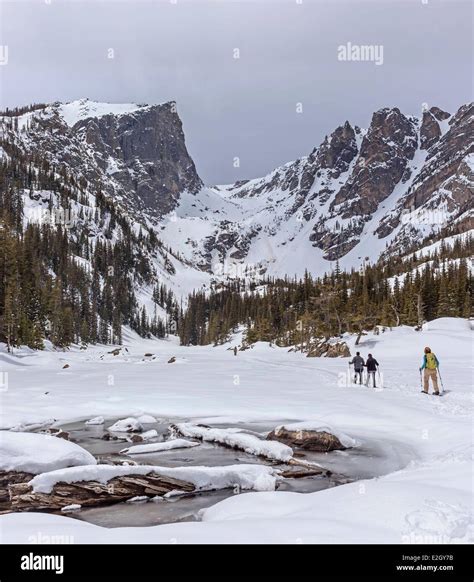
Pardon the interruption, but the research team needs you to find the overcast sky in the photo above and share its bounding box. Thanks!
[0,0,472,184]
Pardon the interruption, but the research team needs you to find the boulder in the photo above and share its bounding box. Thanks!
[307,340,350,358]
[306,339,329,357]
[266,426,346,452]
[325,342,351,358]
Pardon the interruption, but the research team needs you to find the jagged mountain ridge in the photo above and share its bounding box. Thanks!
[1,98,473,292]
[158,102,472,278]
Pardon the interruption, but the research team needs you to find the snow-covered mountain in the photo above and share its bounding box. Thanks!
[159,103,473,278]
[0,99,210,306]
[1,98,472,292]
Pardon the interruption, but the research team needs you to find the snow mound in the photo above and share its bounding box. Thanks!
[29,463,278,494]
[120,439,199,455]
[136,429,158,441]
[422,317,471,332]
[274,421,359,448]
[108,417,143,433]
[174,423,293,462]
[0,431,96,474]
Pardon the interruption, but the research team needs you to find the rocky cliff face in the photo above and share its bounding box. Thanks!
[376,102,473,245]
[73,101,202,216]
[6,99,202,219]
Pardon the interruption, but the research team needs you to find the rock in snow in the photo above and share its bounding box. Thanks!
[107,417,143,433]
[0,431,96,474]
[267,423,357,452]
[126,429,158,443]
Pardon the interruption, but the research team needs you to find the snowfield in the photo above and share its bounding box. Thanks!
[0,317,472,543]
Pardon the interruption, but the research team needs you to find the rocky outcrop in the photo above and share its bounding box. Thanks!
[376,102,473,248]
[420,106,450,150]
[8,99,202,219]
[266,426,347,452]
[307,340,350,358]
[75,101,202,216]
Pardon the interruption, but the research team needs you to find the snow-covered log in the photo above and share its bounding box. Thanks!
[9,462,278,511]
[170,423,294,462]
[9,473,195,511]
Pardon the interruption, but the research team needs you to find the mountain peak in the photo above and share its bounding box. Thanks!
[50,98,153,127]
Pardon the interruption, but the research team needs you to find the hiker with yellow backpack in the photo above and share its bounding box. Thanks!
[419,347,442,396]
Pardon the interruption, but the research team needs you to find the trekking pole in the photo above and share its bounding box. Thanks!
[437,368,445,394]
[419,368,423,391]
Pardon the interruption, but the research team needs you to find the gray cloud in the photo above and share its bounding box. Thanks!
[0,0,472,184]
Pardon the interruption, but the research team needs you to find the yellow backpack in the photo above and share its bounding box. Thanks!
[426,353,437,369]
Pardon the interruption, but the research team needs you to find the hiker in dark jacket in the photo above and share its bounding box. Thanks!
[349,352,365,384]
[365,354,379,388]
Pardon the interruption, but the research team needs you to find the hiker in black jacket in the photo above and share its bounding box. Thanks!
[349,352,365,384]
[365,354,379,388]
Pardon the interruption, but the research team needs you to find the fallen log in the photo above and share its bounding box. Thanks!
[287,457,331,476]
[279,466,328,479]
[9,473,195,512]
[0,471,34,512]
[170,423,331,477]
[0,471,34,504]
